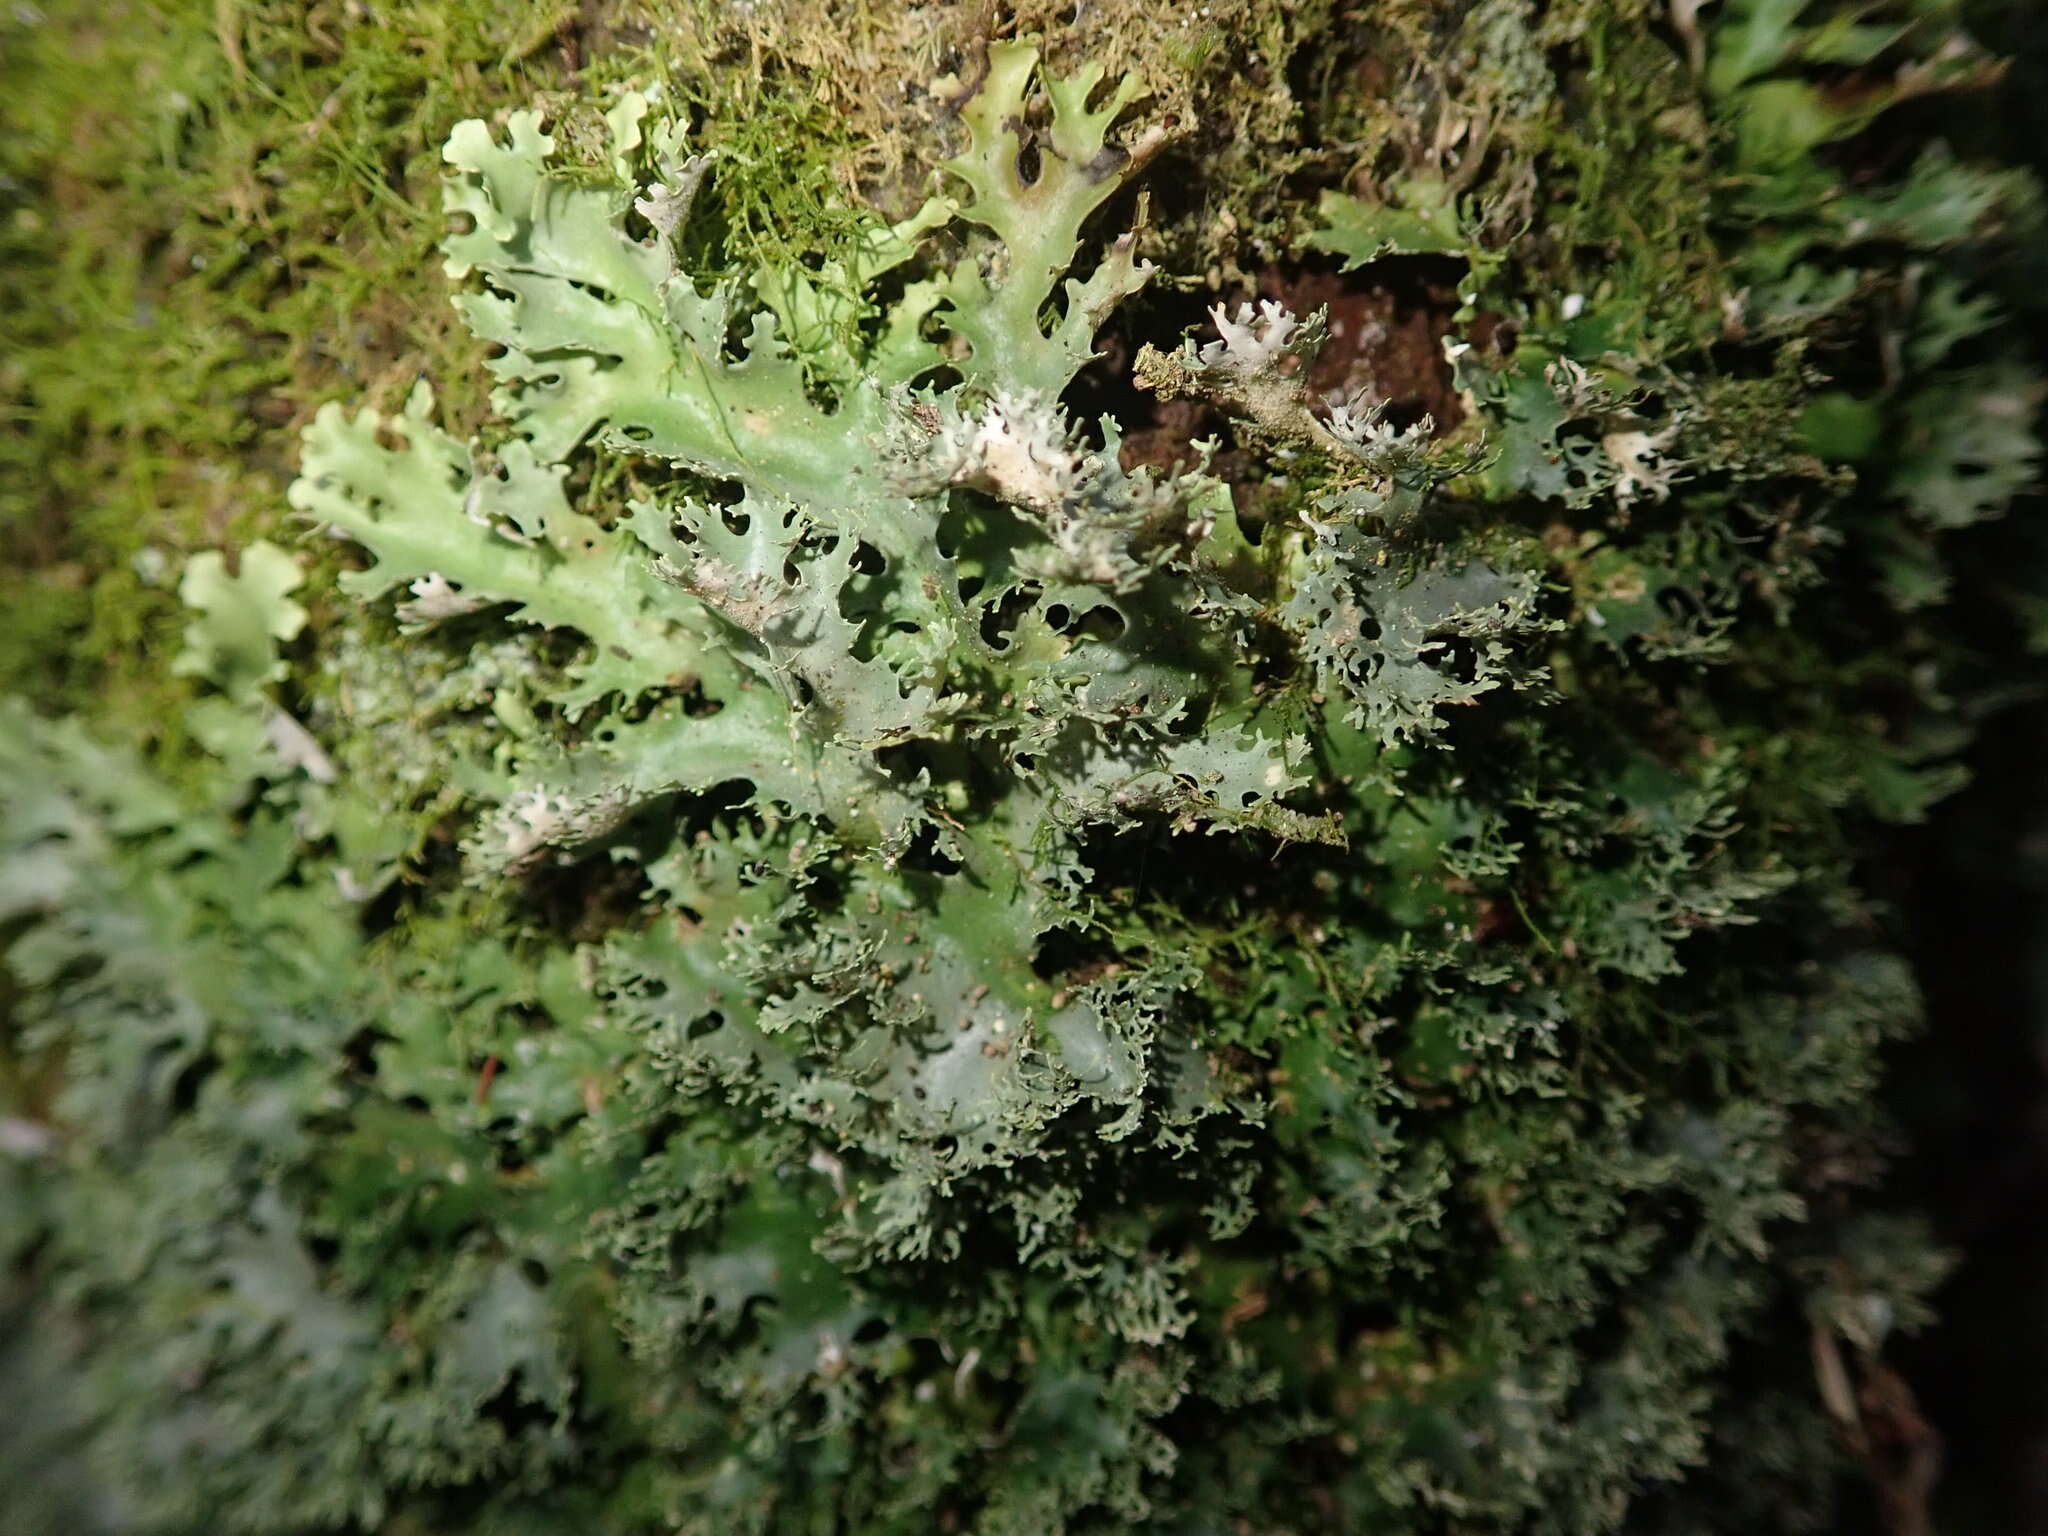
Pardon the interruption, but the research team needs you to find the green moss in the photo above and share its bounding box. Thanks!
[0,0,642,731]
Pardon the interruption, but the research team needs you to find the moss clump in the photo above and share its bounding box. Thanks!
[0,0,647,728]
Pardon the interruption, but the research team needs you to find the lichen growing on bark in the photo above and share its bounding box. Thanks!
[3,3,2043,1532]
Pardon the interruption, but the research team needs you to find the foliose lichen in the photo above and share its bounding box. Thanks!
[4,5,2042,1532]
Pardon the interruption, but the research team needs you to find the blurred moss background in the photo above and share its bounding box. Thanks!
[0,1,637,758]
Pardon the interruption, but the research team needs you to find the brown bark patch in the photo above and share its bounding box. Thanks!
[1255,255,1472,432]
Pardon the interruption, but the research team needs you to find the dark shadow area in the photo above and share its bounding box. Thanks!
[1889,701,2048,1534]
[1886,5,2048,1531]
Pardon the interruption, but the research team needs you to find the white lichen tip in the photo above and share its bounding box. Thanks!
[500,789,576,865]
[1603,423,1681,510]
[1199,300,1312,375]
[926,390,1083,515]
[398,572,489,623]
[1326,389,1434,471]
[633,150,714,244]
